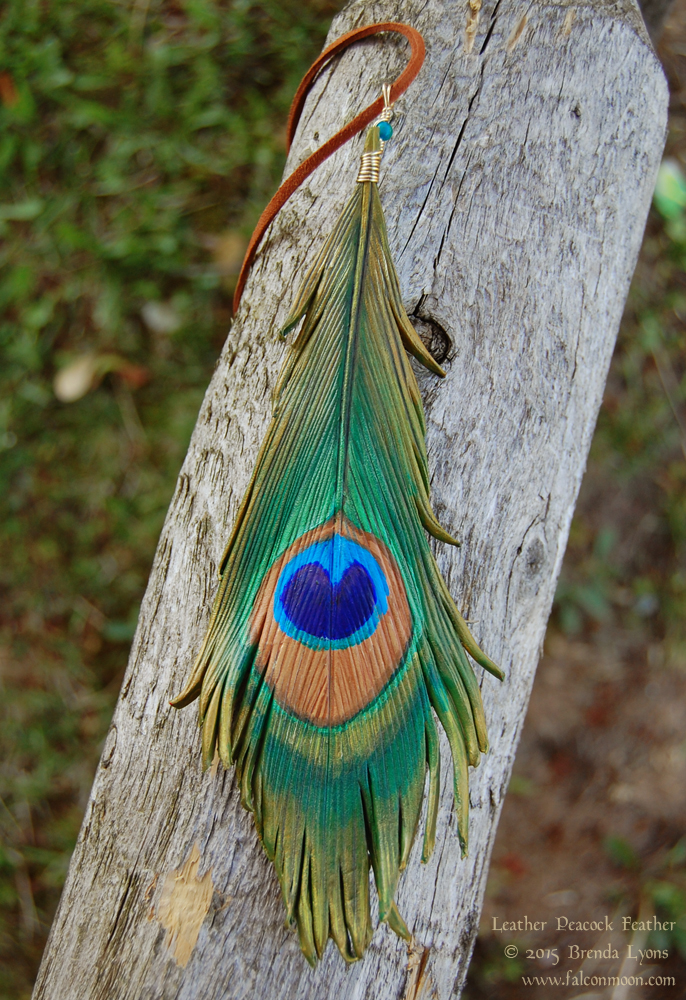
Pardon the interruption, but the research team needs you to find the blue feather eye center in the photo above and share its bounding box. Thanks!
[281,562,376,640]
[274,536,389,649]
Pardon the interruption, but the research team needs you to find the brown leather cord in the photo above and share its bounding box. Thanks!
[233,22,425,312]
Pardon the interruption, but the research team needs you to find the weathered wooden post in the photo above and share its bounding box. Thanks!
[33,1,667,998]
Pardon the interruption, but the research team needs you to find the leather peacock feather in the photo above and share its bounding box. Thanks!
[172,33,503,966]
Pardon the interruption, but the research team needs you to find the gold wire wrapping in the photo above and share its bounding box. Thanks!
[357,83,393,184]
[357,150,382,183]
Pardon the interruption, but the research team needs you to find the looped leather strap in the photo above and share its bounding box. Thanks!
[233,22,425,312]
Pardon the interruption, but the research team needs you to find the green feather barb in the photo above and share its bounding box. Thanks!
[172,126,503,965]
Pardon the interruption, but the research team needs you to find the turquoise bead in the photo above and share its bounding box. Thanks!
[378,121,393,141]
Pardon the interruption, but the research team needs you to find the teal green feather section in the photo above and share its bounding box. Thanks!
[172,126,503,965]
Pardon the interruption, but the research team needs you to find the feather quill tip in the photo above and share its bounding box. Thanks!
[474,652,505,682]
[386,902,411,941]
[169,681,202,709]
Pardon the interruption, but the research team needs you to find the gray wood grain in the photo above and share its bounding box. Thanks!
[33,2,667,998]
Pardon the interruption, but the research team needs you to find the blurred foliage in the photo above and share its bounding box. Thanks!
[0,0,342,995]
[607,836,686,959]
[469,946,526,989]
[552,178,686,669]
[605,834,641,872]
[646,860,686,960]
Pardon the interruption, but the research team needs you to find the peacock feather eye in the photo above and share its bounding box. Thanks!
[250,518,411,728]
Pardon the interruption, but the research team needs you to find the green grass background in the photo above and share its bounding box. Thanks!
[1,2,685,997]
[0,1,342,992]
